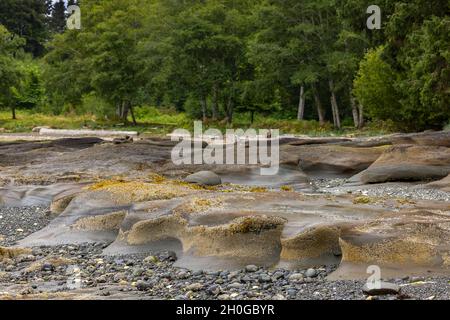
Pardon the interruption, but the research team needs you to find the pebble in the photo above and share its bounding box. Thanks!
[289,273,304,282]
[185,283,203,292]
[245,265,258,272]
[136,280,151,291]
[305,268,317,278]
[259,274,272,283]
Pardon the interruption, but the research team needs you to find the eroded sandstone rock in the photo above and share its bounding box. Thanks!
[280,144,387,176]
[350,145,450,184]
[185,171,222,186]
[426,174,450,192]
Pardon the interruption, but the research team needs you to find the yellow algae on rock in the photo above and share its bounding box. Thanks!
[72,210,127,231]
[0,247,32,261]
[24,256,74,273]
[50,194,78,215]
[281,225,343,260]
[86,180,198,203]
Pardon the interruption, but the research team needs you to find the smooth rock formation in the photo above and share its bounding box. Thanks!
[362,282,400,296]
[13,179,449,277]
[350,145,450,184]
[280,144,387,177]
[185,171,222,186]
[426,174,450,192]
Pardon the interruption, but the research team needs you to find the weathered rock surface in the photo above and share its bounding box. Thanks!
[362,282,400,296]
[349,145,450,184]
[426,174,450,192]
[185,171,222,186]
[10,179,448,278]
[0,132,449,283]
[390,131,450,147]
[281,144,387,176]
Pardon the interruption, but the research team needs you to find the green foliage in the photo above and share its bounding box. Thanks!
[0,24,25,115]
[396,16,450,129]
[0,0,49,56]
[354,47,402,122]
[1,0,448,132]
[183,94,204,120]
[78,93,114,118]
[13,60,45,110]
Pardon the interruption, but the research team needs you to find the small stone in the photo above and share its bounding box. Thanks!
[96,275,107,283]
[185,171,222,186]
[289,273,304,282]
[143,255,159,264]
[305,268,317,278]
[228,282,244,289]
[136,280,151,291]
[41,262,54,272]
[177,271,189,279]
[113,273,126,282]
[186,283,203,292]
[272,271,285,280]
[227,271,240,280]
[207,285,221,296]
[193,270,204,276]
[241,275,252,283]
[410,276,425,283]
[362,282,400,296]
[287,289,297,297]
[160,251,177,262]
[245,265,258,272]
[259,274,272,283]
[132,268,144,277]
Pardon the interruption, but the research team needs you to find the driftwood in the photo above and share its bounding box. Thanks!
[38,128,139,138]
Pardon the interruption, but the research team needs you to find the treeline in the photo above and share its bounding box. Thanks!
[0,0,449,131]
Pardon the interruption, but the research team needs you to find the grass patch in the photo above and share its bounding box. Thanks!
[0,107,396,137]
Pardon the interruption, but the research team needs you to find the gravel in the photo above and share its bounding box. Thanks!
[354,184,450,202]
[0,206,52,246]
[313,178,450,202]
[0,240,449,300]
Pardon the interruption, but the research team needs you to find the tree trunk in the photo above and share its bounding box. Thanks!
[200,97,207,122]
[358,105,364,129]
[250,110,255,124]
[226,86,235,125]
[11,107,16,120]
[329,80,341,129]
[212,85,219,121]
[116,102,122,119]
[312,84,325,126]
[351,94,359,128]
[121,101,130,122]
[129,105,137,126]
[297,85,305,121]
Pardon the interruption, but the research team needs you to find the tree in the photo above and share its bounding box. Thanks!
[0,0,49,57]
[44,0,151,122]
[49,0,66,34]
[0,25,25,119]
[396,16,450,129]
[353,46,401,123]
